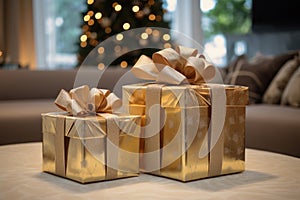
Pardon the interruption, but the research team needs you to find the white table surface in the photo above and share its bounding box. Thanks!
[0,142,299,200]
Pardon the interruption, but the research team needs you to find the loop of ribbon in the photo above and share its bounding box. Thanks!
[131,46,216,85]
[54,85,121,116]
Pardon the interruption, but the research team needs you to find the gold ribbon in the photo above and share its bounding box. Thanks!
[131,46,216,85]
[54,85,121,116]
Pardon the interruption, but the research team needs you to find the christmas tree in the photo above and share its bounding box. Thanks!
[77,0,172,68]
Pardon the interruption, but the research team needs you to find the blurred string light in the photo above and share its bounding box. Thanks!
[95,12,102,19]
[141,32,148,39]
[114,45,122,52]
[116,33,124,41]
[98,47,105,54]
[145,27,152,34]
[80,0,173,68]
[132,5,140,12]
[148,14,156,21]
[98,63,105,70]
[88,19,94,26]
[162,33,170,41]
[123,22,130,30]
[83,15,90,22]
[87,11,94,16]
[120,61,128,68]
[114,4,122,12]
[80,34,87,42]
[87,0,94,5]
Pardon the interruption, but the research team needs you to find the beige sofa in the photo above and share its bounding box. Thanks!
[1,68,299,157]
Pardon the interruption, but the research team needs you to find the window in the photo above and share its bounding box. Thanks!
[33,0,86,69]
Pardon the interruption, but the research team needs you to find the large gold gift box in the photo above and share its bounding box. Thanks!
[123,83,248,182]
[42,112,141,183]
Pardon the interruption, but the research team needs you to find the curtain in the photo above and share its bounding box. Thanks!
[0,0,36,69]
[174,0,203,49]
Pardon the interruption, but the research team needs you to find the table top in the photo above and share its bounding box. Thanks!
[0,142,299,200]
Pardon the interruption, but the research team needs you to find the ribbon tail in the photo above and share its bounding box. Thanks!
[131,55,159,80]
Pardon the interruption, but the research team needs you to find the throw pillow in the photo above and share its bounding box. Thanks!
[225,51,298,103]
[263,54,300,104]
[281,66,300,107]
[224,55,247,84]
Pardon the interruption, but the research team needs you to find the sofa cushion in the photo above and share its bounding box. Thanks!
[246,104,300,157]
[0,99,59,145]
[281,66,300,107]
[225,51,297,103]
[263,55,300,104]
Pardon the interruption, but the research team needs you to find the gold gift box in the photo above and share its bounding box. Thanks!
[42,112,141,183]
[123,83,248,182]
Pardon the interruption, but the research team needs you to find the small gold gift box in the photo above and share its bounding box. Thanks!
[123,83,248,182]
[42,112,141,183]
[42,85,141,183]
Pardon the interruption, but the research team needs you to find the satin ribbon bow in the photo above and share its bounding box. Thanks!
[54,85,121,116]
[131,46,216,84]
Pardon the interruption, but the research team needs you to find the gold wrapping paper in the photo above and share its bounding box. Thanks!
[42,112,141,183]
[123,83,248,182]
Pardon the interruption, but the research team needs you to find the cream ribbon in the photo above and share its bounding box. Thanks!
[54,85,121,116]
[131,46,216,84]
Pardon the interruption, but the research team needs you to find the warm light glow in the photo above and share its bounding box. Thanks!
[82,25,89,31]
[86,31,91,37]
[90,32,97,39]
[90,39,98,46]
[88,19,94,26]
[0,51,3,57]
[105,27,112,33]
[136,11,144,18]
[84,15,90,22]
[141,32,148,39]
[163,34,170,41]
[164,43,172,48]
[123,22,130,30]
[80,34,88,42]
[95,12,102,19]
[132,5,140,12]
[98,63,105,70]
[87,11,94,16]
[98,47,105,54]
[87,0,94,5]
[156,15,162,21]
[114,45,121,52]
[114,4,122,11]
[152,29,160,37]
[112,2,118,8]
[145,27,153,34]
[148,0,155,6]
[116,33,124,41]
[80,41,87,47]
[148,14,156,21]
[120,61,128,68]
